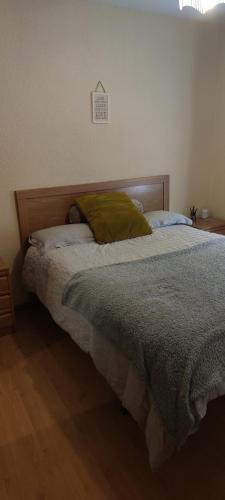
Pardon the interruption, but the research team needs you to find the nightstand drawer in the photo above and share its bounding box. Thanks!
[0,313,13,331]
[0,276,9,294]
[0,295,11,312]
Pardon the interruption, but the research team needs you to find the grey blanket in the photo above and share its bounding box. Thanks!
[62,239,225,446]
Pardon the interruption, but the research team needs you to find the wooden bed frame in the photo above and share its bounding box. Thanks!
[15,175,169,247]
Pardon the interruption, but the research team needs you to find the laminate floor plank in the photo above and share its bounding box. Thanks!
[0,305,224,499]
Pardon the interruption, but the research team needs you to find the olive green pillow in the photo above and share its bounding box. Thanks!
[75,192,152,244]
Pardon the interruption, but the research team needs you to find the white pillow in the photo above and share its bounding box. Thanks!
[29,224,94,250]
[145,211,192,229]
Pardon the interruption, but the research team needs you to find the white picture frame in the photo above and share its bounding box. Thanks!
[92,91,110,124]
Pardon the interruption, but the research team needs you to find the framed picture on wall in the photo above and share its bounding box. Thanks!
[92,91,110,124]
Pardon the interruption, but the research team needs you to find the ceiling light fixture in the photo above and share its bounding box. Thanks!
[179,0,225,13]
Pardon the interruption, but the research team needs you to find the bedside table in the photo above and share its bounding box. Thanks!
[193,217,225,235]
[0,258,15,334]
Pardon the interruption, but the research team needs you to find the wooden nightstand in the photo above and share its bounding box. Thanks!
[0,258,15,334]
[193,217,225,235]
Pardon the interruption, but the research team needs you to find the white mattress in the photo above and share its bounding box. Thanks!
[23,225,224,468]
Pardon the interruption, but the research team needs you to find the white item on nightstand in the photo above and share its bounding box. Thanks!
[201,208,209,219]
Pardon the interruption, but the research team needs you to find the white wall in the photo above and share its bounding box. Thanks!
[0,0,222,300]
[207,27,225,217]
[186,21,223,211]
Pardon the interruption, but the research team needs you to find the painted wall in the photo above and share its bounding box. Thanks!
[0,0,221,300]
[207,28,225,218]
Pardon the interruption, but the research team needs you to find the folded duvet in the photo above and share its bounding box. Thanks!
[62,238,225,447]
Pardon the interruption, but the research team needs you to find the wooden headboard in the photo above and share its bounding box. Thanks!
[15,175,169,247]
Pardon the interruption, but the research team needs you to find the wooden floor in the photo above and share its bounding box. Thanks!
[0,306,225,499]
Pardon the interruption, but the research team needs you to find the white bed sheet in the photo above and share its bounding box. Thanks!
[23,225,225,468]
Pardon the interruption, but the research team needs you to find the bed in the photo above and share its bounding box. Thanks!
[15,176,225,469]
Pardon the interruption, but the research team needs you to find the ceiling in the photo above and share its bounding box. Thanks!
[93,0,225,19]
[95,0,180,15]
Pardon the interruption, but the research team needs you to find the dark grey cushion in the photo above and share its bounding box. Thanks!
[68,205,86,224]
